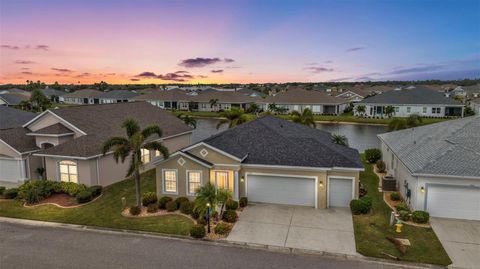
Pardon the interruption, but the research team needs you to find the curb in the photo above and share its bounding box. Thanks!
[0,217,446,269]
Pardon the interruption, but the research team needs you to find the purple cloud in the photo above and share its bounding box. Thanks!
[1,45,20,50]
[130,78,140,81]
[36,45,49,51]
[387,65,443,75]
[211,69,224,73]
[224,58,235,63]
[15,60,35,64]
[157,71,194,82]
[21,71,33,75]
[346,47,365,52]
[179,57,222,68]
[52,68,73,73]
[134,71,157,78]
[197,75,208,78]
[324,60,333,63]
[76,72,91,78]
[305,66,334,73]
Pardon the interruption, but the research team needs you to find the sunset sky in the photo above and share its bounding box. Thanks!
[0,0,479,84]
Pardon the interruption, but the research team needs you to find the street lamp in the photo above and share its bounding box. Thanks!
[206,202,211,233]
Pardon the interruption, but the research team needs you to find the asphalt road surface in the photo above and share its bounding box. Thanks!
[0,221,412,269]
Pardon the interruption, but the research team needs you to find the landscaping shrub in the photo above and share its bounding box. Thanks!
[158,196,173,209]
[239,197,248,207]
[361,195,372,209]
[25,188,41,205]
[197,217,207,225]
[147,203,158,213]
[166,200,177,212]
[142,192,158,206]
[76,190,93,204]
[129,206,141,215]
[412,211,430,224]
[57,182,87,196]
[225,199,239,210]
[190,224,206,238]
[390,192,401,201]
[214,222,230,235]
[179,201,193,215]
[175,197,190,208]
[0,186,6,195]
[365,148,382,163]
[376,160,386,173]
[395,203,410,212]
[222,210,238,223]
[191,208,200,219]
[350,196,372,215]
[87,185,103,197]
[4,188,18,199]
[211,210,218,220]
[398,210,410,221]
[18,180,55,200]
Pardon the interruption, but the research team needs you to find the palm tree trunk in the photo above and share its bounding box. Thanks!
[134,170,141,208]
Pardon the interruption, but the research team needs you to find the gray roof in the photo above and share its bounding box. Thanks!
[199,116,363,169]
[31,123,73,135]
[0,93,29,105]
[98,90,139,99]
[41,89,66,97]
[378,116,480,178]
[0,106,36,129]
[0,127,38,153]
[358,86,462,105]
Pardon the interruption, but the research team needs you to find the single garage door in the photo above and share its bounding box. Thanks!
[329,177,353,207]
[0,159,23,182]
[247,174,315,207]
[427,184,480,220]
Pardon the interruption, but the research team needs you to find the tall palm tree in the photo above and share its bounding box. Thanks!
[216,107,250,129]
[217,189,232,219]
[102,118,169,208]
[384,105,395,118]
[355,105,366,117]
[290,108,316,128]
[177,114,197,128]
[194,182,218,219]
[209,98,219,109]
[331,134,349,146]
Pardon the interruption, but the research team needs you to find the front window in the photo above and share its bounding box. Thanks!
[163,170,177,193]
[422,107,427,113]
[432,107,441,114]
[141,148,150,163]
[406,107,411,113]
[215,171,229,190]
[59,160,78,183]
[187,171,201,195]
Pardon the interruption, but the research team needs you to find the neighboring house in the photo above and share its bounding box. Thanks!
[378,116,480,220]
[355,86,464,118]
[41,88,66,103]
[450,86,467,98]
[0,93,30,106]
[0,102,193,186]
[155,116,363,208]
[0,88,29,95]
[98,90,139,104]
[63,89,104,105]
[0,106,36,129]
[335,90,365,103]
[469,98,480,115]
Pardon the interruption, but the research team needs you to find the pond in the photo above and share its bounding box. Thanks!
[192,118,386,153]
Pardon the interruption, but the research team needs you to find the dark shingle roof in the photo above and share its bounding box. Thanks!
[31,123,73,135]
[41,89,66,97]
[0,106,36,129]
[200,116,363,169]
[358,86,462,105]
[98,90,139,99]
[264,89,346,104]
[0,93,29,105]
[0,127,39,153]
[62,89,103,98]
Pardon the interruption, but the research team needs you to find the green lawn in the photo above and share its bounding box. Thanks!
[0,170,193,235]
[353,158,451,265]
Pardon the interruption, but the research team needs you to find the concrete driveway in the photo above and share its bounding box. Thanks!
[227,203,357,256]
[430,218,480,269]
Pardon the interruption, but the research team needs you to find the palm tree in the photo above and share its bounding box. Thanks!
[384,106,395,118]
[406,114,422,127]
[290,108,316,128]
[331,134,349,146]
[387,118,407,131]
[217,189,232,219]
[209,98,219,110]
[194,182,218,219]
[177,114,197,128]
[216,107,250,129]
[246,103,260,114]
[102,118,169,208]
[355,105,366,117]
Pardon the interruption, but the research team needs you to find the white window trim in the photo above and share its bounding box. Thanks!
[57,159,79,183]
[186,170,202,196]
[326,175,356,208]
[162,169,178,195]
[214,170,230,190]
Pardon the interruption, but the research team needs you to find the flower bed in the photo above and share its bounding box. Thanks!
[383,192,430,228]
[24,192,103,208]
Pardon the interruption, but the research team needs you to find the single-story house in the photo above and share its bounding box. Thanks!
[98,90,139,104]
[0,102,193,186]
[40,88,66,103]
[355,86,464,118]
[0,106,36,130]
[62,89,104,105]
[154,116,363,208]
[378,116,480,220]
[335,90,365,103]
[0,92,30,106]
[469,97,480,115]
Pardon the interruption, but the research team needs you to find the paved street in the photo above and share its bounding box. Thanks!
[0,220,408,269]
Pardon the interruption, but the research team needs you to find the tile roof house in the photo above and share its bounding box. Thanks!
[0,106,36,129]
[355,86,464,118]
[378,116,480,220]
[155,116,363,209]
[0,102,193,186]
[62,89,104,105]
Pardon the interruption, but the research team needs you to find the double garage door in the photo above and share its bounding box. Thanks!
[246,174,353,208]
[427,184,480,220]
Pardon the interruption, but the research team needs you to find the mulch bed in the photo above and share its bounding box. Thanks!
[38,193,78,207]
[383,192,430,228]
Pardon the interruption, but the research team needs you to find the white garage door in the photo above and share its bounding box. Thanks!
[329,177,354,207]
[427,184,480,220]
[247,174,316,207]
[0,159,23,182]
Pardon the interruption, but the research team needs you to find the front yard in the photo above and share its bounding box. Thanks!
[353,158,451,265]
[0,170,193,235]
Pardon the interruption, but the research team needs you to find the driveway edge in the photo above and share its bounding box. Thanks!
[0,216,446,269]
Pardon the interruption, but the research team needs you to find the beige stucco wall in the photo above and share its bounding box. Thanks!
[0,141,21,158]
[162,133,192,153]
[189,145,240,165]
[27,113,83,138]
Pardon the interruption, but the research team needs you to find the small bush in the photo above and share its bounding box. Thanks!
[76,190,92,204]
[361,195,372,209]
[225,199,239,210]
[4,188,18,199]
[190,224,206,238]
[412,211,430,224]
[376,160,386,173]
[87,185,103,197]
[214,222,230,235]
[179,201,193,215]
[398,210,410,221]
[395,203,409,212]
[350,196,372,215]
[142,192,158,206]
[175,197,190,208]
[166,200,177,212]
[222,210,238,223]
[0,186,6,195]
[147,203,158,213]
[191,208,200,219]
[390,192,400,201]
[158,196,173,209]
[57,182,87,196]
[365,148,382,163]
[25,188,41,205]
[197,217,207,225]
[18,180,55,199]
[129,206,141,216]
[239,197,248,207]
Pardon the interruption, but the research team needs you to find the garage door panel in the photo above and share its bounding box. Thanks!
[329,178,353,208]
[0,159,22,182]
[247,175,315,207]
[427,185,480,220]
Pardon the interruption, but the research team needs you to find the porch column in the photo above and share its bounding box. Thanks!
[234,171,239,200]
